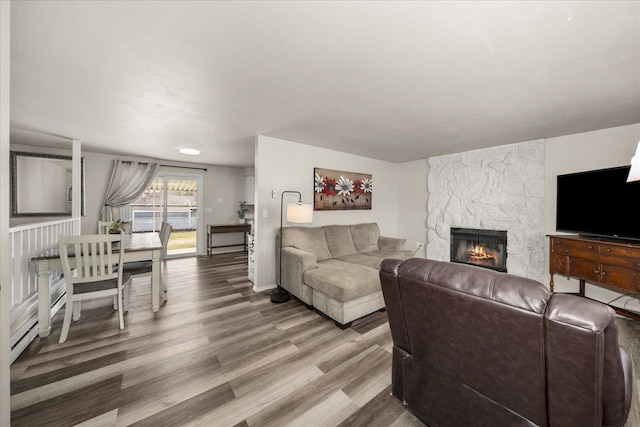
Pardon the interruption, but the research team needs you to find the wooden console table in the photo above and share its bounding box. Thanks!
[548,235,640,321]
[207,223,251,255]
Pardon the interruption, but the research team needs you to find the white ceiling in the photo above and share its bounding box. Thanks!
[9,1,640,167]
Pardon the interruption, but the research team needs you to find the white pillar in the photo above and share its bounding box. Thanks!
[0,0,12,423]
[72,139,82,220]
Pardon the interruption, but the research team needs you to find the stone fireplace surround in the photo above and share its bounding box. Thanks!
[426,140,545,282]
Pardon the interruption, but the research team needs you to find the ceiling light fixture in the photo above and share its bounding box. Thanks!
[179,147,200,155]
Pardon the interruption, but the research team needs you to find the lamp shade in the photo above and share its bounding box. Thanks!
[627,141,640,183]
[286,203,313,223]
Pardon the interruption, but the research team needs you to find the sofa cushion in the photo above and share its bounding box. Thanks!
[350,223,380,253]
[305,261,380,302]
[336,253,386,270]
[282,227,332,261]
[324,225,357,257]
[364,249,413,260]
[338,250,412,270]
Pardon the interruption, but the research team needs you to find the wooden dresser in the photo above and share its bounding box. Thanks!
[549,234,640,320]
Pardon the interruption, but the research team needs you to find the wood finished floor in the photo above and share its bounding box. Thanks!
[9,254,640,427]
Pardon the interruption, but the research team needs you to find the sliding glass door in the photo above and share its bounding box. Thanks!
[126,173,203,257]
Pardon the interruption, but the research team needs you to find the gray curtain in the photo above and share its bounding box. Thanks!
[100,160,160,221]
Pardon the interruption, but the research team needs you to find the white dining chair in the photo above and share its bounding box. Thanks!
[58,233,131,343]
[122,222,172,309]
[97,221,112,234]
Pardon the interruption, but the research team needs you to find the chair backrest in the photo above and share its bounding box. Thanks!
[59,233,126,286]
[98,221,112,235]
[159,222,172,258]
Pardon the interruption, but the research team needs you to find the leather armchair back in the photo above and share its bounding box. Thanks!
[381,258,632,427]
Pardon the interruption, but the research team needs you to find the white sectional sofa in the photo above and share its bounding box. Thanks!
[280,222,412,327]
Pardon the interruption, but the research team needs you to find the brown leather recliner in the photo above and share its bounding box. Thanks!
[380,258,633,427]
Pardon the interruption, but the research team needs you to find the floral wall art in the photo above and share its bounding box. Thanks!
[314,167,372,210]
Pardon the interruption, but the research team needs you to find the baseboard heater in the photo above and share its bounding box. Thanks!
[10,276,66,364]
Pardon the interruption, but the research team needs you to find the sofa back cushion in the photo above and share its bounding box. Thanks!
[350,223,380,253]
[324,225,357,257]
[282,227,332,261]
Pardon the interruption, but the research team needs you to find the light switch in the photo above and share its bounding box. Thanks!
[217,197,222,203]
[272,190,277,198]
[262,209,268,218]
[205,207,213,213]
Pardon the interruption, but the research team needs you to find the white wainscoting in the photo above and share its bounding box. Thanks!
[9,218,80,363]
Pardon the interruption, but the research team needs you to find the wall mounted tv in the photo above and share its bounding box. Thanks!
[556,165,640,241]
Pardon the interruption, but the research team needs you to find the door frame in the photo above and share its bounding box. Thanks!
[157,171,204,257]
[128,171,204,257]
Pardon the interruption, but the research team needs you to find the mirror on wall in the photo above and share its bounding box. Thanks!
[10,151,85,217]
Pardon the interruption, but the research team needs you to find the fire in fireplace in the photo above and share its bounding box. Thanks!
[450,228,507,272]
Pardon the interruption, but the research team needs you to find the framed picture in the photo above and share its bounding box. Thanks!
[314,167,372,210]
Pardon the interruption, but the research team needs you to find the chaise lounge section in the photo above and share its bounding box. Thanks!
[280,222,411,327]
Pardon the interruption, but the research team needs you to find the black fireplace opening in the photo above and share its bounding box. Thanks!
[450,227,507,273]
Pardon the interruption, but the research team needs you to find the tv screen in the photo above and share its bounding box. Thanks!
[556,165,640,241]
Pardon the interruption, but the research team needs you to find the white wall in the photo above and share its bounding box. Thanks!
[544,123,640,312]
[397,159,429,257]
[254,135,401,291]
[0,0,11,422]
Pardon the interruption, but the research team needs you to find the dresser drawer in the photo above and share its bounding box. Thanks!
[552,244,598,260]
[599,243,640,257]
[599,253,640,271]
[551,238,597,251]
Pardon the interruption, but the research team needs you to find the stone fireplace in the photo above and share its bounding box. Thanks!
[450,228,507,272]
[426,140,545,282]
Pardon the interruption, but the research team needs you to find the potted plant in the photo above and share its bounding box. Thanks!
[237,201,248,223]
[109,219,130,234]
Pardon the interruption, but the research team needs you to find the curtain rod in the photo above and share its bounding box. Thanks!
[119,160,207,172]
[161,164,208,172]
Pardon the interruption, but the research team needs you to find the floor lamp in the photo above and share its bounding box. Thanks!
[272,191,314,304]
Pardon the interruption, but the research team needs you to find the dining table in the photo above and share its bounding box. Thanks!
[31,232,163,338]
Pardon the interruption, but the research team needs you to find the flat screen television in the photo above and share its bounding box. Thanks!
[556,165,640,241]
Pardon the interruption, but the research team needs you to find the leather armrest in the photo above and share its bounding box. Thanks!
[380,259,410,352]
[546,294,631,427]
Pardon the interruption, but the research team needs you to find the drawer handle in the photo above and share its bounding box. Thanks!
[605,248,612,252]
[593,270,600,275]
[564,250,569,253]
[601,271,606,276]
[587,246,593,249]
